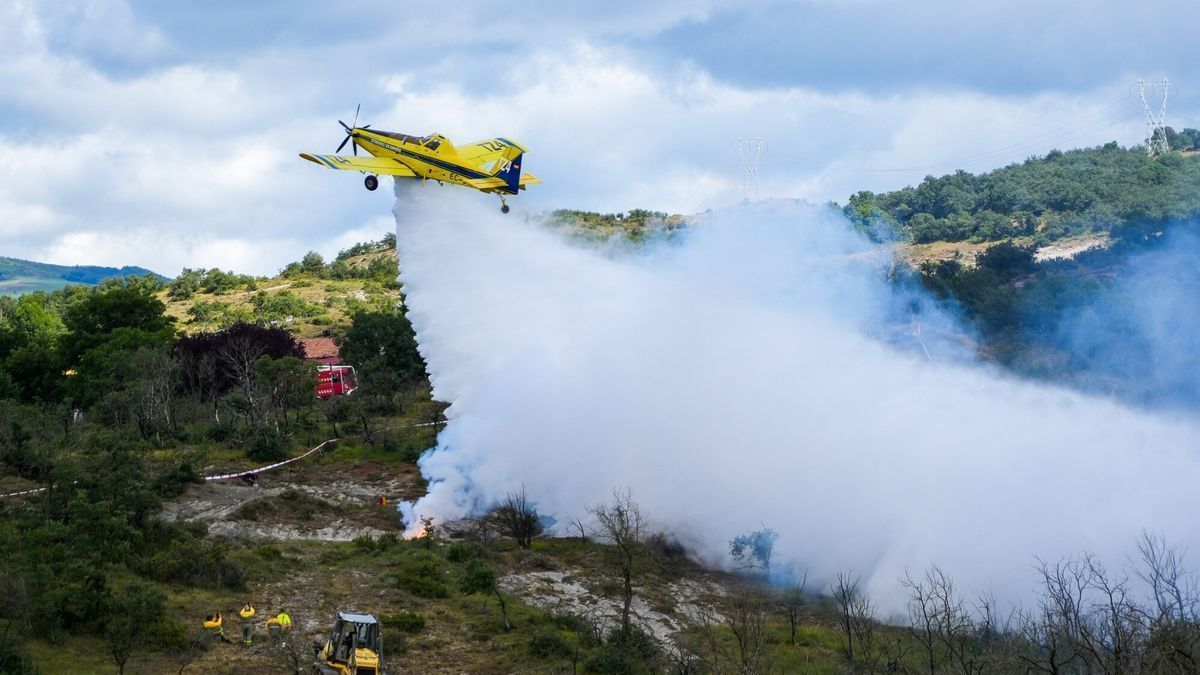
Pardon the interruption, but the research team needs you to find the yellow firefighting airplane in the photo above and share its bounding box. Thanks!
[300,107,539,213]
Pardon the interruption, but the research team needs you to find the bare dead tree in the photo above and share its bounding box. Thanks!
[775,569,807,646]
[1138,532,1199,625]
[470,515,496,549]
[492,486,543,549]
[833,572,859,664]
[833,571,881,670]
[568,515,589,542]
[695,592,771,675]
[1018,555,1146,675]
[903,565,1002,675]
[663,640,704,675]
[1137,533,1200,673]
[218,335,267,430]
[904,568,949,674]
[588,489,651,634]
[274,625,307,675]
[726,595,770,674]
[1081,554,1143,674]
[127,348,179,446]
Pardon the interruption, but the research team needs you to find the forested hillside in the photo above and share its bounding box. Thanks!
[842,130,1200,244]
[0,236,441,672]
[0,256,163,296]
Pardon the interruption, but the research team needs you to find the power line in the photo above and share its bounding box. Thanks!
[737,137,767,201]
[1138,78,1173,157]
[762,93,1141,176]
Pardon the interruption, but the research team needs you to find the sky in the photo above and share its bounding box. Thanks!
[2,0,1198,276]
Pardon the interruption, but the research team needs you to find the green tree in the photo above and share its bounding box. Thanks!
[459,560,511,631]
[59,283,175,370]
[301,251,326,277]
[167,268,204,299]
[256,355,316,432]
[105,581,166,674]
[340,309,427,390]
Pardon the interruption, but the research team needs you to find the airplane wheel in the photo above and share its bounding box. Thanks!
[500,204,510,214]
[364,175,379,191]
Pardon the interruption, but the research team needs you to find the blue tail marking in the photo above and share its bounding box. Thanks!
[496,152,523,194]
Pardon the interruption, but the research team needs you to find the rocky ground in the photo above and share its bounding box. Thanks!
[153,458,750,674]
[162,458,423,542]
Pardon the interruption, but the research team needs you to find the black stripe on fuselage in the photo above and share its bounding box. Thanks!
[357,135,489,179]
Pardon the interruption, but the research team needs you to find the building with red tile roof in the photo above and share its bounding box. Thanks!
[300,337,341,365]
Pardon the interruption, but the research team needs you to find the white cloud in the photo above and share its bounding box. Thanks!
[35,0,167,62]
[0,3,1169,275]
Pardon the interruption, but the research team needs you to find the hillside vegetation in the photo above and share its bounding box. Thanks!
[5,140,1200,672]
[842,131,1200,245]
[0,256,163,297]
[159,234,401,339]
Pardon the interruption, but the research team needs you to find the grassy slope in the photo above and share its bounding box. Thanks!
[158,248,401,339]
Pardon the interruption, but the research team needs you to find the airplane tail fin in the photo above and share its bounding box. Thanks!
[495,151,524,193]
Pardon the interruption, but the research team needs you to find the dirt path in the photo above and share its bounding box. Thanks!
[163,459,422,541]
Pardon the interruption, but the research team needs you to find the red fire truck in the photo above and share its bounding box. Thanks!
[316,365,359,399]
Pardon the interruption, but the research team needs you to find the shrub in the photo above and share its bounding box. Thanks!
[584,645,634,674]
[0,640,33,674]
[395,556,449,599]
[145,537,247,590]
[397,575,449,599]
[381,611,426,633]
[382,628,406,655]
[247,429,287,462]
[233,490,325,522]
[446,542,481,563]
[205,423,236,443]
[528,630,573,658]
[606,626,661,665]
[253,543,284,561]
[149,616,192,650]
[154,459,202,498]
[646,532,689,575]
[583,627,662,673]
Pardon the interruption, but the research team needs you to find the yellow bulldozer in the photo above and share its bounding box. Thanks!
[313,611,384,675]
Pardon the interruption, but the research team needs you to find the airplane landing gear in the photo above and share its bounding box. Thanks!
[500,197,510,214]
[364,175,379,191]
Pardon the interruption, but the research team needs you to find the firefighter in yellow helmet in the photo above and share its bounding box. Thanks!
[202,611,232,645]
[277,609,292,644]
[266,608,291,649]
[239,602,256,646]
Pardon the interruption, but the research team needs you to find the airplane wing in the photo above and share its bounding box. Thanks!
[465,173,541,191]
[299,153,417,177]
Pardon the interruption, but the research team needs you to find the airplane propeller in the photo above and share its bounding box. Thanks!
[336,104,371,155]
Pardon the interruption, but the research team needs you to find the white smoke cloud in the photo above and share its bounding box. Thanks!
[394,179,1200,611]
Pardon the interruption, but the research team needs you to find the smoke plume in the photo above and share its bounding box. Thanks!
[1044,227,1200,412]
[393,179,1200,610]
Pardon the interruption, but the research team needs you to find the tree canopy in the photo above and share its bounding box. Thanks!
[843,136,1200,244]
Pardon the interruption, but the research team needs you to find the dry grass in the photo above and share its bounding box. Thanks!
[894,232,1109,268]
[159,249,401,339]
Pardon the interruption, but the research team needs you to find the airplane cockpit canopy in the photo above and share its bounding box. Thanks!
[420,135,442,150]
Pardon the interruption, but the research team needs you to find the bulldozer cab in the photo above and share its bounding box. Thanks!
[316,611,383,675]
